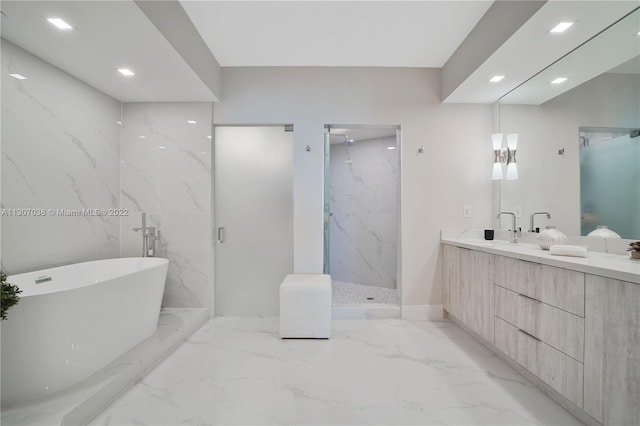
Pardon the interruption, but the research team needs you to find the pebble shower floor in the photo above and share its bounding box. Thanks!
[331,280,399,304]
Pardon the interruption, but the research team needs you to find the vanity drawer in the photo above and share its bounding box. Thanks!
[494,256,585,317]
[495,285,584,362]
[494,316,584,407]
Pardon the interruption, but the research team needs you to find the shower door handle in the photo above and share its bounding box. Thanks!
[217,227,225,243]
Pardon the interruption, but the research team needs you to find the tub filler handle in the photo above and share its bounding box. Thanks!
[35,276,52,284]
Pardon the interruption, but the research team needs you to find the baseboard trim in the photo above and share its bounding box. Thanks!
[401,304,443,320]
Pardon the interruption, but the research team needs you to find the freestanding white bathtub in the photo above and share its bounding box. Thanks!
[1,257,168,407]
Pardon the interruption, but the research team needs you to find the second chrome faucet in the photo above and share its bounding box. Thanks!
[529,212,551,233]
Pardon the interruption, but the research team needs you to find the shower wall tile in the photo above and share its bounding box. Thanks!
[330,137,398,288]
[1,40,121,274]
[120,103,212,309]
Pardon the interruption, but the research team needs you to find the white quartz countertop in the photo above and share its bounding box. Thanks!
[441,234,640,285]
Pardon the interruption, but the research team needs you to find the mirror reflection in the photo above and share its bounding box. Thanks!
[580,128,639,238]
[498,8,640,239]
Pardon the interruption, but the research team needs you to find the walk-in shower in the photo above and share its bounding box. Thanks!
[323,125,400,310]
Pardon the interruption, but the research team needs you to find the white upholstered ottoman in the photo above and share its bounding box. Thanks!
[279,274,331,339]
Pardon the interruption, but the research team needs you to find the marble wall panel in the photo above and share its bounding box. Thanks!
[329,136,398,289]
[120,102,212,309]
[1,40,121,273]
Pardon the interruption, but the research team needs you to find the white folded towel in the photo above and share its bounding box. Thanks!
[549,245,588,258]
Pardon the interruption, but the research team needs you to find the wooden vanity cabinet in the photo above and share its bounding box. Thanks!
[442,245,494,343]
[442,242,640,425]
[583,275,640,426]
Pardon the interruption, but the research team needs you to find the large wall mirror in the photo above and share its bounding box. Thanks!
[498,7,640,239]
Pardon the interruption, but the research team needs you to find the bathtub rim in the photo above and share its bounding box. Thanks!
[5,257,169,297]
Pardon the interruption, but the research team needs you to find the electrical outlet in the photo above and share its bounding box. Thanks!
[463,205,471,218]
[514,206,522,218]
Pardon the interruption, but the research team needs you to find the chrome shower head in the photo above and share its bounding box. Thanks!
[342,135,355,145]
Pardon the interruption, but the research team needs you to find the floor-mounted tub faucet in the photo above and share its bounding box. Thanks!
[529,212,551,233]
[497,211,518,243]
[133,212,159,257]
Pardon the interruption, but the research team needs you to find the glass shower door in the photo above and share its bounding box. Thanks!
[214,126,294,316]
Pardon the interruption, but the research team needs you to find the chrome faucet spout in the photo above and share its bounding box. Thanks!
[529,212,552,233]
[497,211,518,243]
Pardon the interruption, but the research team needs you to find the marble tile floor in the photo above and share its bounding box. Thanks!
[89,318,583,426]
[1,308,208,426]
[332,280,399,304]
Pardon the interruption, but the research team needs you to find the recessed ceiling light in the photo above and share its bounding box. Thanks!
[118,68,135,77]
[387,146,396,150]
[551,77,568,84]
[116,121,122,125]
[490,75,505,83]
[345,160,353,163]
[47,18,73,30]
[550,22,574,33]
[9,73,27,80]
[187,120,197,124]
[158,146,166,149]
[138,135,147,139]
[207,135,212,139]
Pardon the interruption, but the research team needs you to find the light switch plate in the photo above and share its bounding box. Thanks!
[514,206,522,218]
[463,205,471,218]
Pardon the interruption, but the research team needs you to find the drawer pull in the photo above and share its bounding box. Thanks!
[518,328,541,342]
[518,293,541,303]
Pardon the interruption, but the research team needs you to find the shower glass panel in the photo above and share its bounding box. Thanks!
[580,129,640,238]
[323,128,331,274]
[214,126,294,316]
[326,126,399,305]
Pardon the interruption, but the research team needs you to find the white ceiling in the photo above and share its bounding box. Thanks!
[180,0,493,67]
[444,0,640,103]
[1,1,215,102]
[2,1,637,106]
[500,8,640,105]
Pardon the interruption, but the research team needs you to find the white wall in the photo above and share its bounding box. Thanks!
[330,136,398,289]
[215,67,493,309]
[1,40,121,274]
[120,102,213,309]
[499,72,640,235]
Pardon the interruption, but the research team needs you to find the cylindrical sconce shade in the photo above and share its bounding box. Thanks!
[491,133,503,150]
[507,133,518,150]
[492,163,503,180]
[506,163,518,180]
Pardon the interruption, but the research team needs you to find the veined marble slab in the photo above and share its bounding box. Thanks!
[329,136,398,289]
[1,308,208,426]
[90,318,583,426]
[120,102,213,309]
[90,318,581,426]
[1,40,121,274]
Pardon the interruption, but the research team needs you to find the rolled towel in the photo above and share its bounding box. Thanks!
[549,245,588,258]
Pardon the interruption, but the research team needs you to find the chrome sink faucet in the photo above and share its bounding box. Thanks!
[529,212,551,233]
[497,211,518,243]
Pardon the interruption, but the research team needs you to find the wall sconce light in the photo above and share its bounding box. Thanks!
[491,133,518,180]
[492,133,503,180]
[506,133,518,180]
